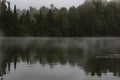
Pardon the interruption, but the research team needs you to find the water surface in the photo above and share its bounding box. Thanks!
[0,37,120,80]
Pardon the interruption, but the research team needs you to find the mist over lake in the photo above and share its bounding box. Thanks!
[1,0,120,80]
[0,37,120,80]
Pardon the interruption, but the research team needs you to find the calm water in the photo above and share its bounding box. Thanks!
[0,37,120,80]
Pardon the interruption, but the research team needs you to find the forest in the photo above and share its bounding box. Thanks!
[0,0,120,36]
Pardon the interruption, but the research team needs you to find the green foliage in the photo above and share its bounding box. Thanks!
[1,0,120,36]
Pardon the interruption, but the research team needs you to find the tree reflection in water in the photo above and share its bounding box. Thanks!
[0,38,120,78]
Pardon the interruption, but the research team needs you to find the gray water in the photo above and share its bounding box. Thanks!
[0,37,120,80]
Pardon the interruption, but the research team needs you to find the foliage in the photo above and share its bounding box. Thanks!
[0,0,120,36]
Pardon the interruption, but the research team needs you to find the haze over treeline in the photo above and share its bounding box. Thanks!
[0,0,120,36]
[7,0,84,9]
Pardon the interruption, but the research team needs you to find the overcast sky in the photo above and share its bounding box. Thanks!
[7,0,84,9]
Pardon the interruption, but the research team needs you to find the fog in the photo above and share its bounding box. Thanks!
[7,0,84,9]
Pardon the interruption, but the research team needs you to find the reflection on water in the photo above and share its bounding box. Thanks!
[0,37,120,80]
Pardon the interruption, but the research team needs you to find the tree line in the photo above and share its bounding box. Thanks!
[0,0,120,36]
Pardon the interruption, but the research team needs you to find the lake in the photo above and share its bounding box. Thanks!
[0,37,120,80]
